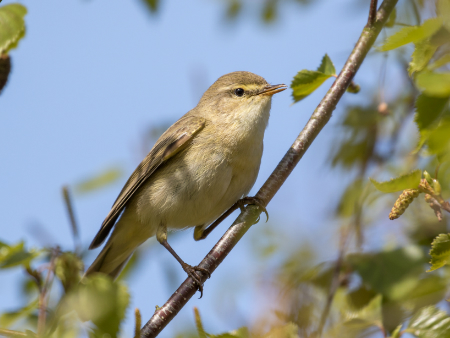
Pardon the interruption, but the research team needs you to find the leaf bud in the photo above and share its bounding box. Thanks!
[433,179,442,195]
[423,171,433,185]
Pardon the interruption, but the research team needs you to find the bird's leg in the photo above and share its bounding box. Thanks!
[194,196,269,241]
[156,224,210,297]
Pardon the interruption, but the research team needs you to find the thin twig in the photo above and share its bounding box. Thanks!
[317,226,351,337]
[367,0,379,27]
[62,186,81,255]
[140,1,398,337]
[0,328,30,337]
[37,247,60,336]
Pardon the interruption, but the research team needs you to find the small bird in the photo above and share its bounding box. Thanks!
[85,71,286,294]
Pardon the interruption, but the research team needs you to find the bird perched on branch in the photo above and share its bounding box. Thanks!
[85,71,286,295]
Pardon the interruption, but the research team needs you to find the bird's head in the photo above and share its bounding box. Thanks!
[197,71,286,124]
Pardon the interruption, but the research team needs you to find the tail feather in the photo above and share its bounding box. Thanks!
[84,242,133,280]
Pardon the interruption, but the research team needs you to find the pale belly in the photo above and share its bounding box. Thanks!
[129,140,262,232]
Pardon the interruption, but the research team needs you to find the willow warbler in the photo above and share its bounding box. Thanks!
[85,71,286,294]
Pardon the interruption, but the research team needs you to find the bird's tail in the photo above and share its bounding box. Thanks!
[84,210,149,279]
[84,240,133,279]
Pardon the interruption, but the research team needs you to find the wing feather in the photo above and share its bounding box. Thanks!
[89,115,206,249]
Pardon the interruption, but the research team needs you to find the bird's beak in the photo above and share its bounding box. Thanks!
[259,84,287,96]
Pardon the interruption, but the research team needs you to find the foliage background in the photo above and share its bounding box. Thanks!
[1,0,449,337]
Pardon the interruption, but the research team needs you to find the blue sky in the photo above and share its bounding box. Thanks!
[0,0,402,336]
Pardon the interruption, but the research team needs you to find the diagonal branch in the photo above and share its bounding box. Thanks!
[140,1,397,337]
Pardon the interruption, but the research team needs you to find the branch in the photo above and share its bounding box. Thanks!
[367,0,379,27]
[140,1,397,337]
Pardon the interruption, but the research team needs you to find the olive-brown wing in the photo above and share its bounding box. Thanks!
[89,115,206,249]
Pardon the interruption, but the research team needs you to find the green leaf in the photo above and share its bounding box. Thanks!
[414,94,449,131]
[391,325,402,338]
[380,18,442,51]
[317,54,336,76]
[261,323,298,338]
[0,4,27,54]
[225,0,242,19]
[291,70,331,102]
[385,7,396,28]
[141,0,159,13]
[429,54,450,70]
[428,233,450,272]
[416,71,450,97]
[427,116,450,157]
[405,306,450,337]
[348,246,426,298]
[0,54,11,93]
[54,252,84,293]
[409,40,438,75]
[262,0,277,23]
[437,0,450,31]
[0,299,38,327]
[0,241,40,269]
[65,275,130,337]
[346,294,383,325]
[75,167,123,194]
[291,54,337,102]
[211,327,250,338]
[369,169,422,193]
[327,296,383,338]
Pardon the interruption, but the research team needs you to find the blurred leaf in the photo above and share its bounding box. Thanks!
[348,246,426,298]
[211,327,250,338]
[0,241,39,269]
[406,275,448,310]
[226,0,241,19]
[262,323,298,338]
[427,116,450,157]
[385,7,397,28]
[437,0,450,31]
[347,285,377,310]
[262,0,277,23]
[380,18,442,51]
[391,325,402,338]
[429,54,450,70]
[414,94,448,131]
[346,294,383,325]
[0,4,27,54]
[409,40,438,75]
[336,179,363,218]
[65,274,129,337]
[369,169,421,193]
[415,71,450,97]
[54,252,83,293]
[291,54,337,102]
[428,233,450,272]
[0,299,38,327]
[317,54,336,76]
[327,296,383,338]
[0,54,11,94]
[331,106,378,169]
[405,305,450,337]
[75,167,123,194]
[141,0,159,13]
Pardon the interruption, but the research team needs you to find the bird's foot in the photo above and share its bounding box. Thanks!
[182,263,211,298]
[236,196,269,222]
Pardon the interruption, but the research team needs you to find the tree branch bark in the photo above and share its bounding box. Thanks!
[140,1,397,336]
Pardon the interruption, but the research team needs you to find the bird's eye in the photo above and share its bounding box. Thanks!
[234,88,245,97]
